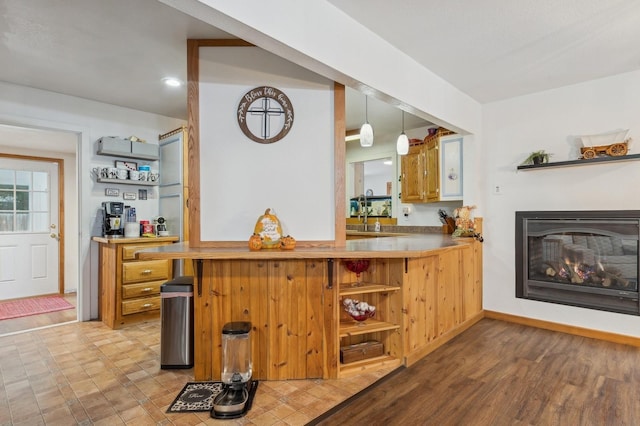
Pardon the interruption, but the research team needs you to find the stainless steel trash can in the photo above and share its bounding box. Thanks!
[160,276,194,369]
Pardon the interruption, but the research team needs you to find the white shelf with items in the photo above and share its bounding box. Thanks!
[96,178,157,186]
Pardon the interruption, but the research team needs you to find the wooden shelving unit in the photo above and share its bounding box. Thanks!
[339,318,400,338]
[337,259,403,377]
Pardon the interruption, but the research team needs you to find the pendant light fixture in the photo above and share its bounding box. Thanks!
[360,96,374,147]
[396,110,409,155]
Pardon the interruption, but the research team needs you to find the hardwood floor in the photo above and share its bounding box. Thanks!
[0,293,77,336]
[313,318,640,425]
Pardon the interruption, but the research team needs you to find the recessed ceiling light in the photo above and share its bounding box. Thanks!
[163,77,182,87]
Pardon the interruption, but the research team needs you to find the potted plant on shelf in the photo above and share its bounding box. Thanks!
[521,150,552,165]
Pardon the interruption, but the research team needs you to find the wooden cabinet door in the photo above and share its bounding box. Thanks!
[401,144,425,202]
[426,139,440,202]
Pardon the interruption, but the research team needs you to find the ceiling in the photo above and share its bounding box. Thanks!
[2,0,640,147]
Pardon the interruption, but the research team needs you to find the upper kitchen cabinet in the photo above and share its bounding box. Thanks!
[401,129,463,203]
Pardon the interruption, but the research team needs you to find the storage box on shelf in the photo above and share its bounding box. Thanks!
[98,137,159,161]
[337,258,403,377]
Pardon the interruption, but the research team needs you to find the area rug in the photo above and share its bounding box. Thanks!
[0,296,74,320]
[167,381,259,415]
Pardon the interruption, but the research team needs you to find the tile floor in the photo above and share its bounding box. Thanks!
[0,320,393,425]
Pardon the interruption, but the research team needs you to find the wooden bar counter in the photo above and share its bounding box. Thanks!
[137,232,483,381]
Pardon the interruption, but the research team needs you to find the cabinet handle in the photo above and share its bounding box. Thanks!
[142,303,153,308]
[142,269,152,275]
[142,287,153,292]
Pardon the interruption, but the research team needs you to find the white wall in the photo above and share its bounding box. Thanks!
[0,81,184,319]
[483,69,640,336]
[166,0,482,135]
[198,47,334,241]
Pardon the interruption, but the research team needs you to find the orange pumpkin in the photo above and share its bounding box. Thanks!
[248,233,263,251]
[253,208,283,249]
[280,235,296,250]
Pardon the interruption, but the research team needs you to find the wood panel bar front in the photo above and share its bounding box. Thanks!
[137,228,484,381]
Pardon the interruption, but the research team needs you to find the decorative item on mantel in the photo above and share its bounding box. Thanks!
[520,150,553,166]
[452,205,484,242]
[579,129,630,159]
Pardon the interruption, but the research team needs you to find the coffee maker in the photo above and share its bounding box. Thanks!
[102,201,125,237]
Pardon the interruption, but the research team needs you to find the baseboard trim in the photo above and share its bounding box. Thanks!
[484,310,640,348]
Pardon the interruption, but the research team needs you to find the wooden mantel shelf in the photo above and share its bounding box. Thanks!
[517,153,640,171]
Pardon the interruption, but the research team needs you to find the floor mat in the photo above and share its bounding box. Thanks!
[167,382,224,412]
[0,296,74,320]
[167,381,259,415]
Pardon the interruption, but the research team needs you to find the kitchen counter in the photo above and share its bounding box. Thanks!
[135,233,470,261]
[135,231,482,381]
[93,235,179,244]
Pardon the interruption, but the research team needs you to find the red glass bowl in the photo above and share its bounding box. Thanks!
[349,311,375,322]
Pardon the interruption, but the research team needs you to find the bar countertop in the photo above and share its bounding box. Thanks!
[135,234,475,261]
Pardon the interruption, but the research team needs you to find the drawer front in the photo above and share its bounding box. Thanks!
[122,280,164,299]
[122,260,170,284]
[122,242,172,260]
[122,296,161,316]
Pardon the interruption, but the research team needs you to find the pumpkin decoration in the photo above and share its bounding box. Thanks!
[248,233,263,251]
[280,235,296,250]
[254,208,283,249]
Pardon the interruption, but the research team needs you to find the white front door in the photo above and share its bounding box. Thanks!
[0,157,60,300]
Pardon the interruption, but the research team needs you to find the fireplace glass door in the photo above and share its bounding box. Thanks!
[516,211,640,315]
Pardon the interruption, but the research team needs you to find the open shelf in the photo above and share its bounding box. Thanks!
[97,178,157,186]
[339,319,400,338]
[517,153,640,171]
[339,283,401,296]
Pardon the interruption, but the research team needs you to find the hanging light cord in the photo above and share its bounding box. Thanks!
[365,96,369,123]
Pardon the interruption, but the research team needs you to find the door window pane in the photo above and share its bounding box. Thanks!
[32,212,48,232]
[0,169,14,186]
[0,191,13,210]
[16,192,29,210]
[0,213,12,231]
[32,192,48,211]
[16,212,29,231]
[16,171,31,189]
[33,172,48,191]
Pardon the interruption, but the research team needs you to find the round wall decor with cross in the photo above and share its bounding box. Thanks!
[237,86,294,144]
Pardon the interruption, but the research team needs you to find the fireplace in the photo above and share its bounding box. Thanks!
[516,211,640,315]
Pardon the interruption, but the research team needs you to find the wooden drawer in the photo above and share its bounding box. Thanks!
[122,260,170,284]
[122,280,164,299]
[122,242,172,260]
[122,296,161,316]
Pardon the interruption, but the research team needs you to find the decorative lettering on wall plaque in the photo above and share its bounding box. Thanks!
[237,86,294,144]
